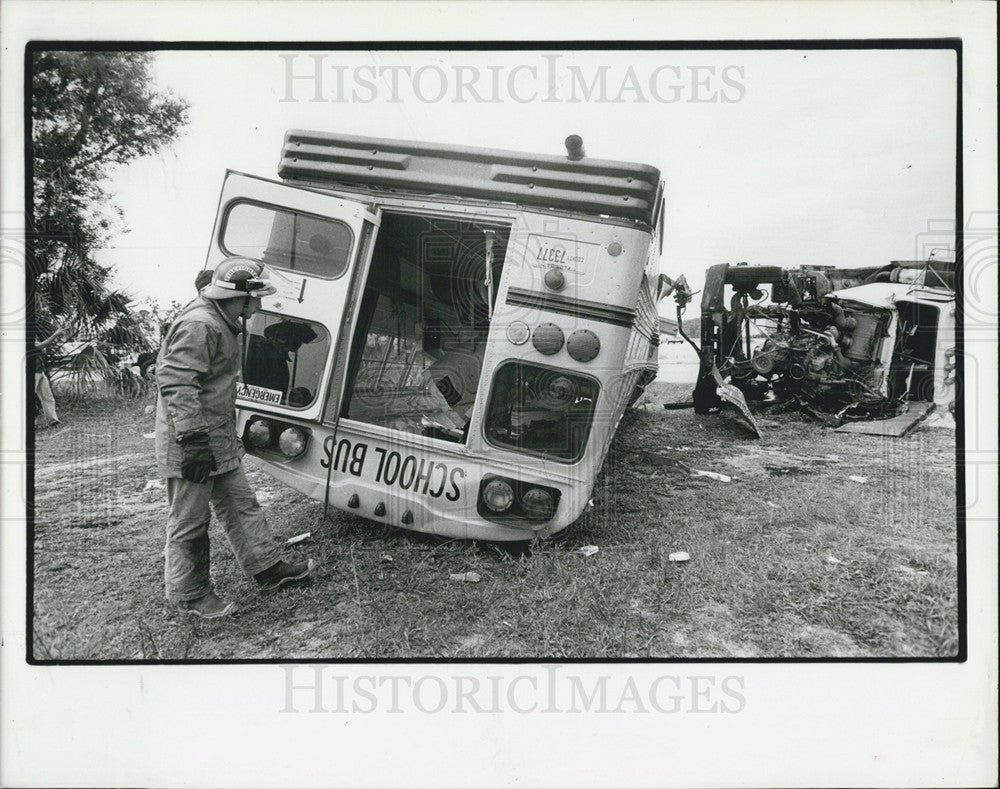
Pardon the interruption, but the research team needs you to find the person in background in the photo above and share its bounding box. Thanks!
[155,257,314,619]
[33,325,70,429]
[194,268,214,293]
[243,320,318,403]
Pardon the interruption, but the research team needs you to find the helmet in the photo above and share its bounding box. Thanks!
[201,257,277,300]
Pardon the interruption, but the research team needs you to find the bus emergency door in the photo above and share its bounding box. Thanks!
[206,170,381,425]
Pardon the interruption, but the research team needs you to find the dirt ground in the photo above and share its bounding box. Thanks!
[30,383,959,661]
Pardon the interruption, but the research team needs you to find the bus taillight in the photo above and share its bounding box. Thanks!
[243,416,310,459]
[477,475,561,526]
[520,487,558,521]
[483,478,515,513]
[278,427,309,458]
[246,418,273,449]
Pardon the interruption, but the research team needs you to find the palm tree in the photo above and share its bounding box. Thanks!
[31,50,188,399]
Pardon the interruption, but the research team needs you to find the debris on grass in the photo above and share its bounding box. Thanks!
[578,545,600,557]
[449,571,481,583]
[849,475,869,484]
[825,555,843,565]
[690,469,732,483]
[143,479,164,491]
[142,432,156,439]
[668,551,691,562]
[380,554,394,563]
[286,532,311,545]
[923,412,956,430]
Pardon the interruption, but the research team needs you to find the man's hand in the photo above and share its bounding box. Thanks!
[179,432,217,483]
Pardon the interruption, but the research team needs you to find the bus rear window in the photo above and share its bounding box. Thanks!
[484,362,599,462]
[222,201,353,279]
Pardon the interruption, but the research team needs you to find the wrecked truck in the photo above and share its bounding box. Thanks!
[689,260,957,430]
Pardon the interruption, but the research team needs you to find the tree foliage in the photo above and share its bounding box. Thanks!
[31,51,189,393]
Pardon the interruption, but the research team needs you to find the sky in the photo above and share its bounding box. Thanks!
[95,47,957,313]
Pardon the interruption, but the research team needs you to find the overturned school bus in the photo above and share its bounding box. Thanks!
[204,132,666,540]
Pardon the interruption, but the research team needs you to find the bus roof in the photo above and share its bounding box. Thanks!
[278,130,661,225]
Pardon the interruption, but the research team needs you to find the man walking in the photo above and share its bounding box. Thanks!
[156,257,313,618]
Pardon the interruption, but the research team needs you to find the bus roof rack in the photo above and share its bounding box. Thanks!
[278,130,661,225]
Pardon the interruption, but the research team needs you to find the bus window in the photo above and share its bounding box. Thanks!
[483,362,599,462]
[222,201,354,279]
[242,314,330,408]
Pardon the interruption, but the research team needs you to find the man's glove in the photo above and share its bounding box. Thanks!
[178,432,217,484]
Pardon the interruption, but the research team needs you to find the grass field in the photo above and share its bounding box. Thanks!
[30,383,959,660]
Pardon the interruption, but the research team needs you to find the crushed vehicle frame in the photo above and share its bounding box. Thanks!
[691,260,956,430]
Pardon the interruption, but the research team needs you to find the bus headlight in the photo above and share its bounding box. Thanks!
[278,426,308,458]
[247,419,273,449]
[483,479,515,512]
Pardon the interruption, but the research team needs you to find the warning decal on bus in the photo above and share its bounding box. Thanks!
[237,382,283,404]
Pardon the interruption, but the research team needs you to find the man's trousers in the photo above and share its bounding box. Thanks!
[164,466,281,602]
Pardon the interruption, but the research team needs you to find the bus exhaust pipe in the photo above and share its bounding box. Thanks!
[565,134,586,161]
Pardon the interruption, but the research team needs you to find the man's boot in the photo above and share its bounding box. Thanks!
[178,590,235,619]
[255,558,315,592]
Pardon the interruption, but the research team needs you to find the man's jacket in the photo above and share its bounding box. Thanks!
[155,296,244,478]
